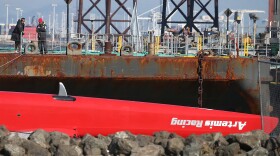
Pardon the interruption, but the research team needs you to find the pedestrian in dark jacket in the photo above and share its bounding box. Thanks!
[11,18,25,53]
[36,18,48,54]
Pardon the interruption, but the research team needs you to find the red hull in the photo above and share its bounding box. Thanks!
[0,91,278,137]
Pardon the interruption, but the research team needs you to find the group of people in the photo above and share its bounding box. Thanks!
[11,17,48,54]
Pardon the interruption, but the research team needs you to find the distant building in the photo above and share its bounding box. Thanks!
[0,23,15,35]
[8,24,16,35]
[0,24,5,35]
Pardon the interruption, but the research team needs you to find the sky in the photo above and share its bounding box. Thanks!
[0,0,269,32]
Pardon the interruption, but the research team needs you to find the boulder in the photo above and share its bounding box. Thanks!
[28,129,50,148]
[47,131,70,147]
[136,135,154,147]
[108,137,138,155]
[21,140,50,156]
[2,144,25,156]
[55,145,83,156]
[0,126,9,138]
[81,134,108,156]
[247,147,268,156]
[167,137,185,155]
[131,144,165,156]
[216,143,240,156]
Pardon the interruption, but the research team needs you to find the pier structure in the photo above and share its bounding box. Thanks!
[76,0,137,35]
[160,0,219,36]
[76,0,218,36]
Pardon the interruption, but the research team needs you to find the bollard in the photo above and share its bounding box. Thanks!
[148,43,155,56]
[104,42,112,54]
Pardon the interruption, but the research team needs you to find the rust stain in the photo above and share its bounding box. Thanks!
[203,58,214,79]
[239,57,255,67]
[178,58,197,79]
[123,56,133,65]
[111,69,114,77]
[139,57,150,67]
[226,62,235,79]
[203,57,227,80]
[24,65,50,76]
[56,71,66,77]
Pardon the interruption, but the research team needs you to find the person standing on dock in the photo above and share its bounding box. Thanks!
[11,18,25,53]
[36,18,48,54]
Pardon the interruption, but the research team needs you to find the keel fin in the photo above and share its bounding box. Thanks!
[58,82,68,96]
[53,82,76,101]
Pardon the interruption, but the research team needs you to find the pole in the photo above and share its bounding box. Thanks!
[5,4,9,38]
[279,37,280,57]
[185,35,188,55]
[278,22,280,56]
[237,22,239,57]
[77,0,83,34]
[253,20,256,50]
[248,19,251,35]
[224,9,232,48]
[238,23,240,57]
[160,0,167,41]
[52,4,57,45]
[226,16,229,48]
[16,8,20,20]
[105,0,111,35]
[71,13,74,34]
[66,3,70,55]
[266,40,268,56]
[269,21,272,38]
[48,14,51,32]
[61,12,64,34]
[20,9,23,17]
[104,0,112,54]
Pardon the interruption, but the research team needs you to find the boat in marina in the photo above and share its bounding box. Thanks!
[0,82,277,137]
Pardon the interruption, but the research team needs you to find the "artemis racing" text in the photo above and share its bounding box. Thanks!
[170,117,247,130]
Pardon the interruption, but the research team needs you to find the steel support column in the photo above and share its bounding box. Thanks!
[105,0,111,35]
[77,0,83,34]
[187,0,194,32]
[161,0,167,38]
[214,0,219,28]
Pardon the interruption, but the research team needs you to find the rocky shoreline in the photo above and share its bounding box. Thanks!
[0,126,279,156]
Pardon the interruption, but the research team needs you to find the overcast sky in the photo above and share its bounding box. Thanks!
[0,0,268,27]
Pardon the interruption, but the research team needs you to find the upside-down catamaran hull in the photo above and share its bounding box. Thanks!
[0,83,278,137]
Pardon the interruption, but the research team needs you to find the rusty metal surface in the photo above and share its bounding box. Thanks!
[0,54,259,80]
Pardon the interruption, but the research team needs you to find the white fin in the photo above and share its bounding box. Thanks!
[58,82,68,96]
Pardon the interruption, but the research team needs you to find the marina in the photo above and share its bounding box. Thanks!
[0,0,279,140]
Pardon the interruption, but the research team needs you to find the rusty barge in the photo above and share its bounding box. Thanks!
[0,53,268,114]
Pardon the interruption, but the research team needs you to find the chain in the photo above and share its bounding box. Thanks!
[197,51,204,107]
